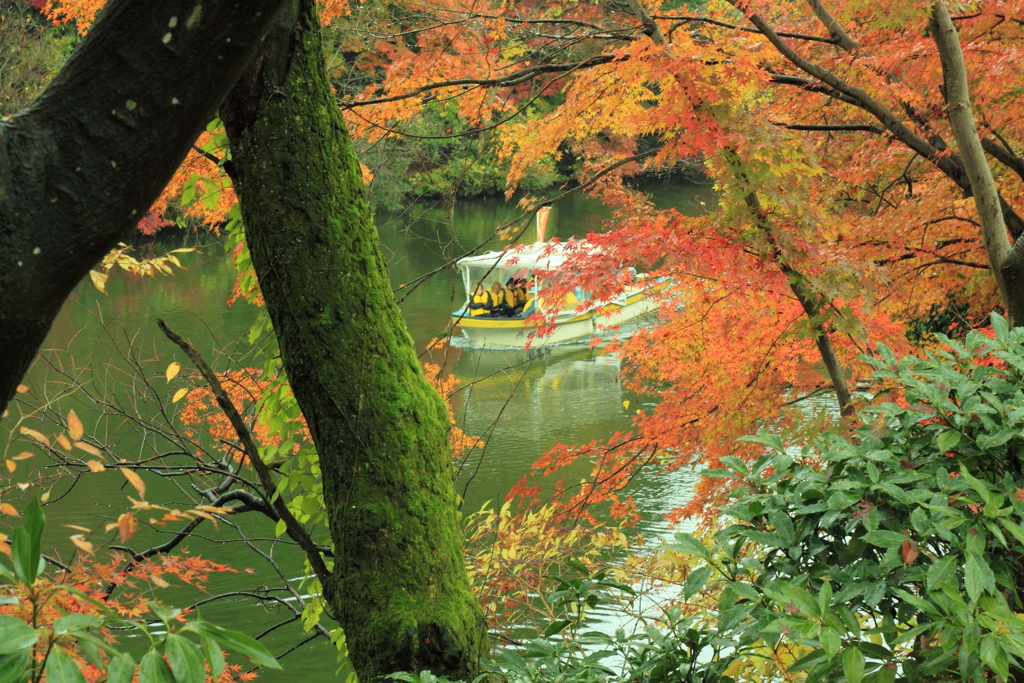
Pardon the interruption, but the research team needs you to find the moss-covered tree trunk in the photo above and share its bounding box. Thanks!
[220,1,487,679]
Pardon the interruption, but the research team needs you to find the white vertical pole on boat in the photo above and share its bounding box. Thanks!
[536,206,552,243]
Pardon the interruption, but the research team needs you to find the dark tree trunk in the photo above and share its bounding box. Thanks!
[220,1,487,679]
[0,0,289,415]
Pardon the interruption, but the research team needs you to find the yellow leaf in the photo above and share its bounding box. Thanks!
[121,468,146,498]
[195,505,233,514]
[165,362,181,382]
[70,534,94,555]
[86,460,105,473]
[0,503,19,517]
[117,512,138,542]
[4,461,14,473]
[172,388,189,403]
[65,525,92,533]
[150,575,170,588]
[56,434,71,451]
[74,441,102,457]
[88,269,108,294]
[11,452,32,461]
[19,427,48,447]
[623,400,630,410]
[15,385,28,394]
[0,534,9,557]
[39,490,50,504]
[67,409,83,441]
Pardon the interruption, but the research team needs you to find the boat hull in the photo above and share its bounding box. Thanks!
[452,289,659,349]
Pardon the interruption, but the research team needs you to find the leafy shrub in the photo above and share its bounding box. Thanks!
[675,314,1024,683]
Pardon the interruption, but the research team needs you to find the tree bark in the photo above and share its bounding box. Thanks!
[0,0,289,415]
[220,1,487,679]
[929,1,1024,326]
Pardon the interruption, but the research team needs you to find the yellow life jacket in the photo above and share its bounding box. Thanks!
[470,292,490,316]
[487,289,504,308]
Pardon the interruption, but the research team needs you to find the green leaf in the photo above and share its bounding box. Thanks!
[53,613,101,635]
[861,530,907,548]
[138,650,175,683]
[965,554,995,603]
[959,466,992,506]
[44,646,86,683]
[543,620,570,637]
[836,605,860,634]
[184,621,282,669]
[164,634,205,683]
[11,499,44,585]
[818,580,834,619]
[201,637,224,682]
[669,533,710,560]
[936,430,961,453]
[683,566,713,599]
[981,634,1010,680]
[106,654,135,683]
[0,616,38,655]
[842,647,865,683]
[820,627,841,660]
[926,555,958,592]
[768,509,796,546]
[0,650,30,683]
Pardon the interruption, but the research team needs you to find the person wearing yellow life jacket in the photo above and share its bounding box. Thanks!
[513,278,528,314]
[522,275,540,315]
[503,278,519,317]
[487,282,512,317]
[468,284,490,317]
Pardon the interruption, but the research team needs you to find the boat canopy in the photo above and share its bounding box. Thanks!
[456,242,589,293]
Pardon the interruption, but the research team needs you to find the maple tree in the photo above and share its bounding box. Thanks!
[314,0,1024,526]
[17,0,1024,680]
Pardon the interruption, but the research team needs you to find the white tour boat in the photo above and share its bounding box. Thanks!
[450,213,664,348]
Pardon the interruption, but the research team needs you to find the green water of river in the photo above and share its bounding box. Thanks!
[3,179,713,679]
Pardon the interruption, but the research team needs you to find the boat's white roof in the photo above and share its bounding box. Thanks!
[457,241,591,274]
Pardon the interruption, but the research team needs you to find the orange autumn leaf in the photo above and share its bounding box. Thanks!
[19,427,48,448]
[11,452,33,461]
[902,540,920,565]
[117,513,138,543]
[70,534,94,555]
[86,460,105,473]
[74,441,103,457]
[56,434,72,451]
[0,503,20,517]
[120,468,146,498]
[67,409,84,441]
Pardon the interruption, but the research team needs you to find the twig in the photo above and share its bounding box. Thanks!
[156,319,331,585]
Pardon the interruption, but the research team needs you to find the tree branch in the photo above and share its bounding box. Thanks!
[0,0,292,416]
[156,319,331,585]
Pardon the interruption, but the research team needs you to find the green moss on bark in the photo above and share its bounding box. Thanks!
[221,2,487,678]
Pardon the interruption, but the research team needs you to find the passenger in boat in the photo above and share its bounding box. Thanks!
[521,275,539,316]
[487,282,513,317]
[468,284,491,317]
[513,278,528,314]
[502,278,519,316]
